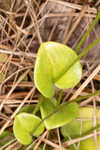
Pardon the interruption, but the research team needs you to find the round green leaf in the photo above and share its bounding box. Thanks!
[13,113,45,145]
[34,42,82,98]
[40,97,79,129]
[78,137,100,150]
[68,137,100,150]
[61,107,100,150]
[61,107,100,139]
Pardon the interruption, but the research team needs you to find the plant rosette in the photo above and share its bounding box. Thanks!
[13,41,82,145]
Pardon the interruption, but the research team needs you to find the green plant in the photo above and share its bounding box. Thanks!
[61,107,100,150]
[13,40,100,146]
[12,11,100,148]
[13,41,82,145]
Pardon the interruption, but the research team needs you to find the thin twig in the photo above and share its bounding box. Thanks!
[33,130,49,150]
[63,4,88,44]
[0,69,30,111]
[0,49,36,57]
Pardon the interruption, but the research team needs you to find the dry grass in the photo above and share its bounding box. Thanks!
[0,0,100,150]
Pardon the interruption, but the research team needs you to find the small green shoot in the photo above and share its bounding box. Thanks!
[76,11,100,53]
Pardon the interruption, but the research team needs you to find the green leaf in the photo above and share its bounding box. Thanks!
[13,113,45,145]
[61,107,100,150]
[61,107,100,139]
[34,42,82,98]
[68,137,100,150]
[79,137,100,150]
[40,97,78,129]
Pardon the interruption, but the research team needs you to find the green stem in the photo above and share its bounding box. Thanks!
[75,90,100,102]
[32,96,43,114]
[57,89,63,106]
[78,36,100,58]
[75,11,100,53]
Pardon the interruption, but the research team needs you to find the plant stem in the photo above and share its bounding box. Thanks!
[32,96,44,114]
[75,11,100,53]
[78,36,100,58]
[75,90,100,102]
[57,89,63,106]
